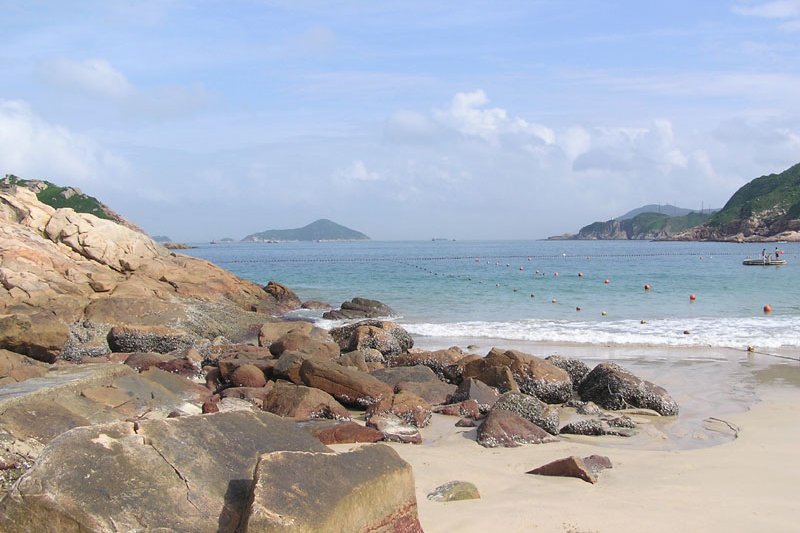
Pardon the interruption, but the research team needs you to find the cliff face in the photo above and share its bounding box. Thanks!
[563,212,712,240]
[0,184,300,361]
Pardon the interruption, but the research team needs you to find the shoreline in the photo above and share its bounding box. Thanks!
[360,338,800,532]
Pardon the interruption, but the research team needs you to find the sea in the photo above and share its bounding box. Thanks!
[184,239,800,352]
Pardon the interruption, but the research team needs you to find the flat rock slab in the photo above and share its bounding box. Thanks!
[0,364,208,459]
[0,411,330,532]
[244,444,423,532]
[527,455,613,484]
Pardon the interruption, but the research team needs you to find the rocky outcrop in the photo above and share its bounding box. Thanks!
[491,391,560,434]
[0,411,331,532]
[0,185,301,360]
[390,347,465,380]
[243,445,422,533]
[577,362,679,416]
[323,297,395,320]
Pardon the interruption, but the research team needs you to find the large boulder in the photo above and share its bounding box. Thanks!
[577,362,679,416]
[257,320,314,347]
[330,320,413,357]
[366,391,433,428]
[244,445,422,532]
[0,411,330,532]
[477,409,558,448]
[262,380,351,421]
[322,297,395,320]
[491,391,560,434]
[449,377,501,412]
[268,330,340,359]
[371,365,441,387]
[107,324,197,354]
[390,347,465,380]
[395,380,457,406]
[464,349,572,403]
[299,358,394,407]
[546,354,590,390]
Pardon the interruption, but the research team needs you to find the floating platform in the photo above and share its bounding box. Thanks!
[742,258,787,266]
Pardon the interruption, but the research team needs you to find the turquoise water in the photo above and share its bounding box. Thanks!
[185,240,800,350]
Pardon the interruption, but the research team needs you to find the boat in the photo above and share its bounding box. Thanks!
[742,257,787,266]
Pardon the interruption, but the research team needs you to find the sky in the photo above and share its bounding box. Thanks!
[2,0,799,241]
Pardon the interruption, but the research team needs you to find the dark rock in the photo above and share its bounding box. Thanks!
[477,409,558,448]
[304,420,384,445]
[427,480,481,502]
[465,348,572,403]
[449,377,501,412]
[300,300,331,310]
[491,391,560,434]
[107,324,196,354]
[329,320,413,357]
[390,347,465,380]
[367,391,432,428]
[262,281,302,313]
[455,417,478,427]
[322,297,395,320]
[229,363,267,388]
[268,331,340,359]
[395,380,457,405]
[262,380,350,421]
[527,455,613,484]
[577,362,679,415]
[272,351,314,384]
[559,419,635,437]
[155,356,200,378]
[0,411,330,532]
[371,365,440,386]
[367,413,422,444]
[122,351,171,372]
[243,444,422,532]
[299,358,394,407]
[433,399,481,419]
[546,354,590,389]
[442,353,481,384]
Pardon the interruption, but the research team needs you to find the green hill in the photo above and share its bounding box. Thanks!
[242,219,370,242]
[709,162,800,230]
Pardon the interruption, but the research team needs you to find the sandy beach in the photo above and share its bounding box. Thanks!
[337,342,800,532]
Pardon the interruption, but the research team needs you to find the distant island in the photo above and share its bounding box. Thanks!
[241,219,370,242]
[152,235,172,243]
[551,161,800,242]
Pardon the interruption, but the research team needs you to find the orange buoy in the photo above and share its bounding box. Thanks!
[763,304,772,314]
[689,293,696,301]
[644,283,651,291]
[604,279,610,284]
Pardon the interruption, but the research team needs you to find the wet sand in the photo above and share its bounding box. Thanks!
[346,340,800,532]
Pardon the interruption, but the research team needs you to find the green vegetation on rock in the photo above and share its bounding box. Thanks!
[2,174,111,221]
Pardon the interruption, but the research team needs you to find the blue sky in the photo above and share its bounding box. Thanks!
[2,0,799,240]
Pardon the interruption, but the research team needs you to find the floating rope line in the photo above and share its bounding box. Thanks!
[746,348,800,362]
[213,251,748,265]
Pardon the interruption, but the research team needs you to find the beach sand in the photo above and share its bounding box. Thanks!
[337,342,800,532]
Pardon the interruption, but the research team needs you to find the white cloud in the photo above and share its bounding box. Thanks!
[37,57,209,120]
[41,58,134,99]
[0,99,128,183]
[335,159,383,183]
[733,0,800,18]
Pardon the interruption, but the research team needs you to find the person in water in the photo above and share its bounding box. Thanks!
[762,248,767,260]
[775,247,781,260]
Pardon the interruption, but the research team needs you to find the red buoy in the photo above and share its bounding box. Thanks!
[689,293,696,301]
[644,283,651,291]
[763,304,772,314]
[604,279,610,284]
[578,272,584,278]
